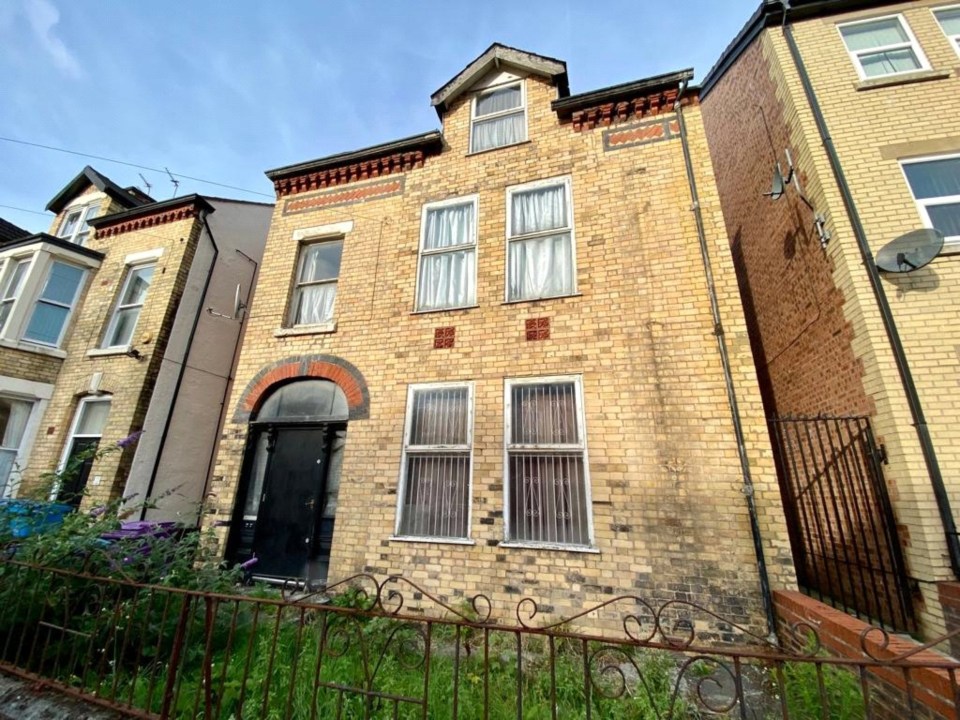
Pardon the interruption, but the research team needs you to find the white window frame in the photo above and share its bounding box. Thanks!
[57,201,102,246]
[101,262,156,349]
[393,381,475,544]
[51,395,111,501]
[837,14,930,80]
[414,194,479,312]
[933,5,960,56]
[21,260,86,349]
[289,237,343,328]
[504,175,578,303]
[469,80,527,154]
[502,374,595,551]
[0,377,52,500]
[0,257,32,334]
[900,152,960,250]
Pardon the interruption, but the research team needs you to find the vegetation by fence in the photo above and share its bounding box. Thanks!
[0,559,958,719]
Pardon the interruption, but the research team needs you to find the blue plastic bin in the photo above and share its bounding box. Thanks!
[0,499,74,538]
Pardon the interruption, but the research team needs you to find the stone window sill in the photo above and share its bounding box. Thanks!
[87,346,131,358]
[390,535,475,546]
[467,140,532,157]
[0,338,67,359]
[501,292,582,307]
[274,321,337,338]
[498,541,600,554]
[411,305,478,316]
[855,69,951,92]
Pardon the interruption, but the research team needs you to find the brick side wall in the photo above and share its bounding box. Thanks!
[702,1,960,637]
[204,72,795,635]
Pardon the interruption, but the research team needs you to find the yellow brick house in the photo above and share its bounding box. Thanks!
[7,166,272,526]
[700,0,960,637]
[205,44,795,633]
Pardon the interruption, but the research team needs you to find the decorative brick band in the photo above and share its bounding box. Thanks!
[274,153,424,198]
[233,354,370,423]
[570,92,694,133]
[94,206,199,239]
[603,117,680,152]
[282,177,404,216]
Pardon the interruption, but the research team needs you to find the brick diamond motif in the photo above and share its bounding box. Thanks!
[434,326,455,349]
[525,317,550,341]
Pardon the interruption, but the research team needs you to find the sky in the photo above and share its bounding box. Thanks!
[0,0,759,233]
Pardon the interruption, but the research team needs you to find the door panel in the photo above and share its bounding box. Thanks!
[251,427,327,578]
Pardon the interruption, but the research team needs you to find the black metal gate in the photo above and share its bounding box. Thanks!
[769,415,915,632]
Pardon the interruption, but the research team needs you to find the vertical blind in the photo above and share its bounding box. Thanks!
[399,386,471,539]
[904,158,960,239]
[23,262,83,346]
[507,382,589,546]
[839,18,921,77]
[417,201,476,311]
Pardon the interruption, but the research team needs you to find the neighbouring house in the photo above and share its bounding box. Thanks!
[204,43,795,633]
[8,166,272,526]
[700,0,960,638]
[0,218,29,246]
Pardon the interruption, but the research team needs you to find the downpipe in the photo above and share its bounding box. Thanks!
[674,83,778,637]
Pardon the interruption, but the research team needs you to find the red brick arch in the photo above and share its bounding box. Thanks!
[233,354,369,422]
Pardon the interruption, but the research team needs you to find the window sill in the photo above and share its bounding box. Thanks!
[0,338,67,359]
[87,346,131,358]
[501,292,582,307]
[855,69,951,92]
[274,322,337,338]
[411,305,478,316]
[390,535,475,546]
[499,541,600,554]
[466,140,531,158]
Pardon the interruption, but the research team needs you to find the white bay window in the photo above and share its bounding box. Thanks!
[395,383,473,541]
[416,196,477,311]
[506,177,576,302]
[57,202,101,246]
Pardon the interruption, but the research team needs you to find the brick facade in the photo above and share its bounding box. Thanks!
[204,54,795,635]
[701,0,960,637]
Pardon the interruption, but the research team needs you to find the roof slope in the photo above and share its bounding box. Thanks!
[0,217,29,246]
[46,165,155,214]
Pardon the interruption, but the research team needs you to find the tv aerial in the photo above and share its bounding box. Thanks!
[763,148,831,248]
[206,283,247,321]
[875,229,944,273]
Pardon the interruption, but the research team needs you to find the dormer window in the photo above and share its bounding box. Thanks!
[57,202,101,246]
[470,81,526,153]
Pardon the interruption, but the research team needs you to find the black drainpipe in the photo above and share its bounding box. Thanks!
[675,83,777,637]
[140,211,219,521]
[779,11,960,580]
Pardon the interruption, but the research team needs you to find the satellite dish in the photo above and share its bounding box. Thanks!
[765,164,786,200]
[875,229,944,273]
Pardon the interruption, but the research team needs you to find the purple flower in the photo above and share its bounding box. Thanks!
[89,505,107,518]
[117,431,144,449]
[240,556,259,571]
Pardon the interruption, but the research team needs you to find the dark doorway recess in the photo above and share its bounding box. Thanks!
[229,380,347,584]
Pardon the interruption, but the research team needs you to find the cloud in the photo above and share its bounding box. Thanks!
[22,0,83,78]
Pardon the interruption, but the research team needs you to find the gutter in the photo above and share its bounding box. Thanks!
[139,210,219,521]
[674,82,777,637]
[778,10,960,580]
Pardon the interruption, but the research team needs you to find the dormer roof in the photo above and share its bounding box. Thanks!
[430,43,569,118]
[45,165,155,214]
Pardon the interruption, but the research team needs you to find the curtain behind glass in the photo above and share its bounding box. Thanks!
[418,203,475,310]
[475,85,521,116]
[511,185,568,235]
[472,114,525,152]
[904,158,960,199]
[0,398,33,497]
[423,203,473,250]
[295,283,337,325]
[508,234,573,301]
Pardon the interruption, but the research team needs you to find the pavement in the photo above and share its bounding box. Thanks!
[0,672,127,720]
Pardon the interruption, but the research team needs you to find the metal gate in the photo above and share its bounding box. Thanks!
[769,415,915,632]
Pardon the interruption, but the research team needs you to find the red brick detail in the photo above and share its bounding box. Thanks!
[525,317,550,341]
[607,122,665,147]
[569,91,695,132]
[274,151,426,198]
[775,591,956,719]
[241,360,365,415]
[282,178,404,215]
[433,326,455,349]
[94,206,199,239]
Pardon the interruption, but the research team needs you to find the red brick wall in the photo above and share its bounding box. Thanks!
[700,36,873,420]
[776,591,956,720]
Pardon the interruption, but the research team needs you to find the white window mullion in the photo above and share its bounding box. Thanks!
[102,263,155,349]
[415,196,477,312]
[291,238,343,326]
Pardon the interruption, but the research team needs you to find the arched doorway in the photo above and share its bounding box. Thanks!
[229,379,348,582]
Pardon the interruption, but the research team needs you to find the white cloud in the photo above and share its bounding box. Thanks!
[22,0,83,79]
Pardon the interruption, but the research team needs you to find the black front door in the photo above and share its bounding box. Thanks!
[58,437,100,507]
[249,426,331,579]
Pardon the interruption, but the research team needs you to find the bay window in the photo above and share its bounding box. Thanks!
[22,261,85,347]
[57,202,101,246]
